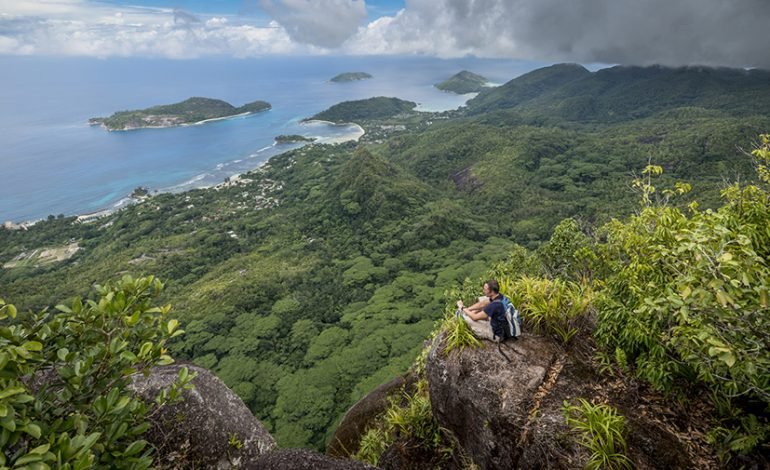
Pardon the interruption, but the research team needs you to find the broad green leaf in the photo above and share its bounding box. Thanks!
[0,417,17,432]
[13,394,35,404]
[23,423,42,439]
[720,352,737,368]
[715,289,728,307]
[157,355,174,366]
[718,252,733,263]
[0,386,25,400]
[22,341,43,352]
[122,440,147,457]
[73,432,101,459]
[120,350,138,362]
[111,396,131,413]
[14,453,43,465]
[57,348,69,361]
[26,462,51,470]
[708,346,730,357]
[30,444,50,455]
[706,337,727,348]
[138,342,152,358]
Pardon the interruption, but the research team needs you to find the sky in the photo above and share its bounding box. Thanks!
[0,0,768,68]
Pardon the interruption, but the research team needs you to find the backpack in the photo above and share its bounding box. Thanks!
[489,295,522,341]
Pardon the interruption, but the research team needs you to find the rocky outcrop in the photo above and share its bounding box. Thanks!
[252,449,377,469]
[427,334,561,469]
[425,333,707,469]
[130,364,276,469]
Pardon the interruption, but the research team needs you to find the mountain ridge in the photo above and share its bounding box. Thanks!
[468,63,770,123]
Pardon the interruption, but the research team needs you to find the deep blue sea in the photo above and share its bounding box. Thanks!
[0,55,545,222]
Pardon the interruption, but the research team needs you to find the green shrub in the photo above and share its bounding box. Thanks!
[353,379,449,466]
[441,282,483,354]
[504,276,594,344]
[0,275,193,469]
[354,427,390,466]
[594,152,770,454]
[562,399,632,470]
[440,314,481,354]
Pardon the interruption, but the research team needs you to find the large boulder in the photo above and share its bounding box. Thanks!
[129,363,276,469]
[427,333,561,469]
[426,333,706,469]
[253,448,377,469]
[327,373,417,458]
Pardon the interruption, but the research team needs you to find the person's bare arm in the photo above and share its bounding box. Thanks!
[456,300,489,321]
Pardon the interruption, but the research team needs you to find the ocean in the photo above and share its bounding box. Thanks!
[0,55,545,223]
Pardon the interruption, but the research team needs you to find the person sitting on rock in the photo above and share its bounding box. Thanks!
[456,279,504,341]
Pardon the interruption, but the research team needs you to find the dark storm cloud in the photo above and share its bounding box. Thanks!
[345,0,769,67]
[403,0,770,67]
[259,0,367,48]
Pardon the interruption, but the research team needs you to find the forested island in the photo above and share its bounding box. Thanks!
[434,70,489,94]
[89,97,271,131]
[4,64,770,468]
[274,134,316,144]
[308,96,416,123]
[330,72,373,82]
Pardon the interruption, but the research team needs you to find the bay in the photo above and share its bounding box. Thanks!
[0,55,544,223]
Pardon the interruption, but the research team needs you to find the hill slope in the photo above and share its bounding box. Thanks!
[468,64,770,123]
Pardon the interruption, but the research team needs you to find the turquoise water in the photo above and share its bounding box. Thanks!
[0,55,544,222]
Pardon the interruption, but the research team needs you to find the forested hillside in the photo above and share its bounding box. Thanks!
[2,63,770,453]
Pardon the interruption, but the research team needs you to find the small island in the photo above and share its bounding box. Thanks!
[274,135,317,144]
[307,97,417,124]
[330,72,373,83]
[89,97,271,131]
[130,186,150,198]
[435,70,489,94]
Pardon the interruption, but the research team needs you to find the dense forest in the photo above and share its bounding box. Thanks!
[2,64,770,461]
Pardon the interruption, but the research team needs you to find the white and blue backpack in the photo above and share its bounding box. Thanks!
[490,295,522,341]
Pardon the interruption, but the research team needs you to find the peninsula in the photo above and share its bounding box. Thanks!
[330,72,372,82]
[89,97,271,131]
[435,70,489,94]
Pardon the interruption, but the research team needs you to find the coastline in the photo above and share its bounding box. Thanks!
[6,121,366,227]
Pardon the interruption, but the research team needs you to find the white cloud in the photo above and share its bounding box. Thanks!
[0,35,23,54]
[206,17,228,28]
[259,0,366,48]
[0,0,306,58]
